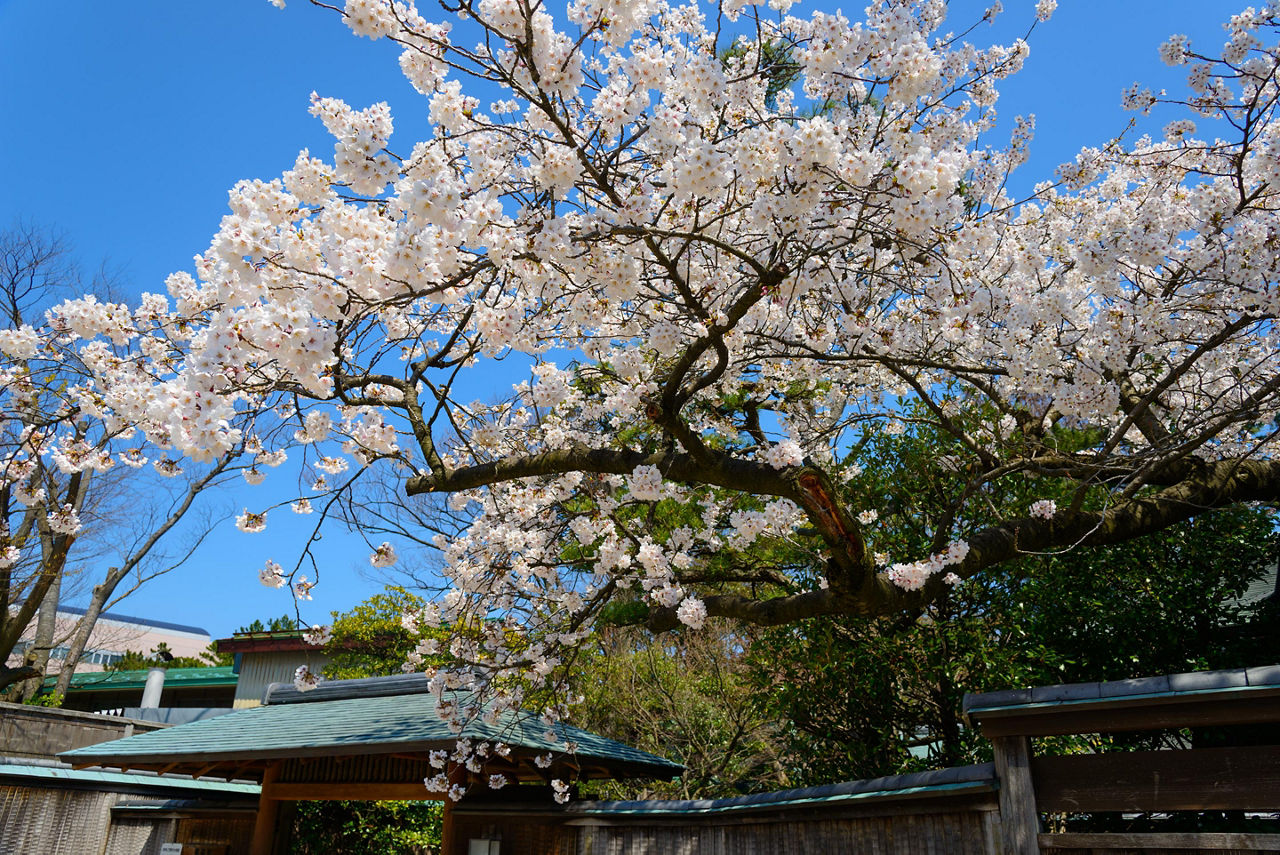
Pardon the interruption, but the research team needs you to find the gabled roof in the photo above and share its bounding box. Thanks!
[60,676,683,782]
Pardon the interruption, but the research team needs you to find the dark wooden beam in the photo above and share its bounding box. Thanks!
[1040,832,1280,850]
[1033,746,1280,812]
[441,762,466,855]
[263,781,444,801]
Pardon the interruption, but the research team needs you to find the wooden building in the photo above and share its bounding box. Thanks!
[213,630,332,709]
[60,673,683,854]
[0,701,258,854]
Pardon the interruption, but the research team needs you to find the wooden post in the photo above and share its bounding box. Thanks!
[272,799,298,854]
[250,762,282,855]
[440,762,467,855]
[993,735,1040,855]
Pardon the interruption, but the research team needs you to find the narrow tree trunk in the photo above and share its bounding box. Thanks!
[53,573,120,698]
[15,568,61,702]
[0,472,83,661]
[0,665,40,693]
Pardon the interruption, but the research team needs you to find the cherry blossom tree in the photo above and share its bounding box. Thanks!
[0,224,238,696]
[12,0,1280,791]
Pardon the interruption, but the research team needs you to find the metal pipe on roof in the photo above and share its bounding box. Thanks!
[140,668,166,709]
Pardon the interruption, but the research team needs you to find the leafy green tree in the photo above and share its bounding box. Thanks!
[321,586,446,680]
[573,623,788,799]
[574,408,1280,787]
[290,800,442,855]
[750,504,1278,784]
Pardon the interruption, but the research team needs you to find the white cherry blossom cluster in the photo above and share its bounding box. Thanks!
[1029,500,1057,520]
[370,542,398,567]
[293,664,322,692]
[303,624,333,646]
[259,560,287,589]
[888,540,971,592]
[47,504,83,536]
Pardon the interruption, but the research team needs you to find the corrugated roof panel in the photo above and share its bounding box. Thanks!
[46,666,238,693]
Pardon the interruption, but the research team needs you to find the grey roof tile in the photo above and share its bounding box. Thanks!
[1168,669,1248,693]
[1246,665,1280,687]
[965,665,1280,714]
[962,689,1031,712]
[1099,676,1169,698]
[564,763,996,815]
[1029,682,1102,704]
[263,673,430,705]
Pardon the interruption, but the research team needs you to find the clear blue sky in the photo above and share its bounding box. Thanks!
[0,0,1238,639]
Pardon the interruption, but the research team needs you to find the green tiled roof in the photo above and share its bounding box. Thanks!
[61,691,682,779]
[45,666,238,693]
[0,762,259,796]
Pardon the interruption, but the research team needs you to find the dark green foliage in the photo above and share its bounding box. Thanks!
[322,586,447,680]
[751,505,1279,785]
[750,602,1057,784]
[289,800,442,855]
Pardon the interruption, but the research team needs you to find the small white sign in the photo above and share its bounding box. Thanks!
[159,845,183,855]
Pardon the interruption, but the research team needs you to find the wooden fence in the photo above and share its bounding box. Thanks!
[452,765,1003,855]
[968,667,1280,855]
[444,667,1280,855]
[0,700,165,761]
[0,783,255,855]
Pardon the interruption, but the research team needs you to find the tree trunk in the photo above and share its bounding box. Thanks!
[15,568,61,702]
[0,472,83,664]
[53,573,121,698]
[0,664,40,693]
